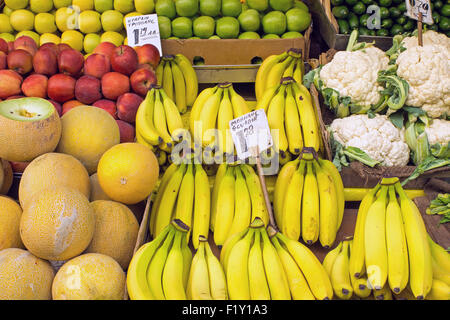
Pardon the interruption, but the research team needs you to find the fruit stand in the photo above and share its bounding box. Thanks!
[0,0,449,303]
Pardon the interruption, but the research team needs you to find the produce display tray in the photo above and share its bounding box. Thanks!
[194,64,259,84]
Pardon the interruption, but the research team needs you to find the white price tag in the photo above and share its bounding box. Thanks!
[125,14,163,55]
[405,0,433,25]
[229,109,273,161]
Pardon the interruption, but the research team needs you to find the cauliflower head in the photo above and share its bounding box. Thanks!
[424,119,450,146]
[330,114,410,167]
[401,30,450,52]
[319,47,389,107]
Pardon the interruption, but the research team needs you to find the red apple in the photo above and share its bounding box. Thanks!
[58,48,84,77]
[33,47,58,76]
[21,74,48,98]
[7,49,33,75]
[130,67,157,97]
[116,119,136,143]
[57,43,72,54]
[136,44,160,70]
[48,99,62,116]
[0,69,22,99]
[84,53,110,79]
[101,71,130,100]
[62,100,84,115]
[39,42,59,56]
[92,41,116,60]
[93,99,117,118]
[14,36,38,56]
[0,38,8,54]
[116,92,143,123]
[47,73,76,103]
[7,41,14,53]
[0,51,6,70]
[5,95,25,100]
[75,75,102,105]
[110,45,138,76]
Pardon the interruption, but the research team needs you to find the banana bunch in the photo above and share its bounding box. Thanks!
[189,82,251,158]
[155,54,199,114]
[426,193,450,216]
[349,177,441,300]
[255,48,304,102]
[135,85,187,152]
[256,77,322,157]
[149,161,211,249]
[220,217,333,300]
[427,235,450,300]
[186,236,228,300]
[126,219,192,300]
[273,150,345,248]
[210,163,270,247]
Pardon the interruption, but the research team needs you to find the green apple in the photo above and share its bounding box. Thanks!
[4,0,29,10]
[10,9,35,32]
[30,0,54,13]
[55,7,79,32]
[94,0,113,12]
[135,0,155,14]
[101,10,124,32]
[79,10,102,33]
[34,13,57,34]
[208,35,221,39]
[0,14,14,33]
[61,29,84,51]
[238,31,261,39]
[53,0,72,9]
[16,30,40,47]
[100,31,124,46]
[84,33,101,53]
[114,0,135,14]
[3,6,14,16]
[262,33,280,39]
[72,0,94,11]
[0,32,16,42]
[39,32,61,45]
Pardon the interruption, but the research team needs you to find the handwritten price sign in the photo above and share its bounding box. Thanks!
[125,14,163,55]
[405,0,433,24]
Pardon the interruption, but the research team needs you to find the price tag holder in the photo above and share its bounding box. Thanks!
[125,14,163,55]
[229,109,273,161]
[405,0,433,25]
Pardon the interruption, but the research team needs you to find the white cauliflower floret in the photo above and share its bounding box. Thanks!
[319,47,389,107]
[330,114,410,167]
[424,119,450,146]
[396,43,450,118]
[401,30,450,52]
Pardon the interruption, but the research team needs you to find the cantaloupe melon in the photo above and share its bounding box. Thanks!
[0,98,62,162]
[0,248,55,300]
[0,196,23,250]
[0,159,12,195]
[18,152,91,209]
[52,253,126,300]
[89,173,111,201]
[56,105,120,174]
[85,200,139,270]
[97,142,159,205]
[20,186,95,261]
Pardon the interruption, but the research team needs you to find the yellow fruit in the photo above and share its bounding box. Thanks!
[34,12,57,34]
[97,142,159,205]
[114,0,135,14]
[101,9,124,32]
[0,196,23,250]
[83,33,101,53]
[0,159,13,195]
[100,30,124,46]
[61,30,84,51]
[135,0,154,14]
[72,0,95,11]
[122,11,140,27]
[85,200,139,270]
[89,173,112,201]
[29,0,54,13]
[20,186,95,261]
[56,105,120,175]
[55,6,79,32]
[52,253,126,300]
[4,0,29,10]
[15,30,40,47]
[79,10,102,33]
[18,152,91,209]
[0,248,55,300]
[0,14,13,33]
[0,98,62,163]
[9,9,35,32]
[53,0,72,9]
[40,33,61,45]
[0,33,15,42]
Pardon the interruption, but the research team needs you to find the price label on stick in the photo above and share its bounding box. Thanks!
[405,0,433,25]
[229,109,273,161]
[125,14,163,55]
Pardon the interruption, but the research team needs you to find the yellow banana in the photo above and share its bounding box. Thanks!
[301,160,320,245]
[155,60,165,86]
[425,279,450,300]
[248,229,271,300]
[272,235,316,300]
[135,89,162,146]
[322,241,343,277]
[264,55,294,99]
[174,164,195,239]
[174,53,198,107]
[431,257,450,286]
[213,166,235,246]
[267,84,288,155]
[220,227,249,274]
[153,90,173,147]
[241,164,269,226]
[281,159,306,241]
[344,187,426,202]
[217,88,235,157]
[181,231,192,290]
[255,52,288,101]
[162,230,187,300]
[330,240,353,300]
[210,163,227,232]
[292,58,303,84]
[285,84,303,155]
[256,83,280,114]
[261,228,291,300]
[192,164,211,249]
[226,228,255,300]
[170,60,187,114]
[204,237,228,300]
[395,182,433,299]
[228,166,252,239]
[393,285,417,300]
[135,128,155,151]
[162,58,174,101]
[348,239,371,299]
[282,57,296,78]
[373,283,393,300]
[190,86,217,139]
[199,87,224,148]
[427,235,450,274]
[159,88,185,141]
[187,238,212,300]
[229,85,251,118]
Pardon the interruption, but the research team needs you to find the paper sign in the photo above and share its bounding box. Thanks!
[405,0,433,25]
[229,109,273,161]
[125,14,163,55]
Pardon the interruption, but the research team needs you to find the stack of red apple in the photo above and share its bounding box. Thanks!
[0,35,161,144]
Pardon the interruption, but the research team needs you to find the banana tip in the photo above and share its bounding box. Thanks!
[393,288,400,294]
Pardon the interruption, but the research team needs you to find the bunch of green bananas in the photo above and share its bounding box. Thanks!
[255,48,304,102]
[149,161,211,249]
[189,82,251,159]
[186,236,228,300]
[220,218,333,300]
[426,193,450,216]
[210,163,269,247]
[126,219,192,300]
[256,77,322,156]
[273,150,345,248]
[155,54,199,114]
[350,177,450,300]
[135,86,187,153]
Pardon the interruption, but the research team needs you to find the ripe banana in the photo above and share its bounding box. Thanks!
[135,89,162,146]
[174,53,198,107]
[248,229,271,300]
[204,237,228,300]
[265,55,294,96]
[425,279,450,300]
[220,227,249,274]
[267,84,288,155]
[330,240,353,300]
[228,166,252,239]
[187,238,212,300]
[257,84,280,114]
[301,160,320,245]
[155,60,164,86]
[241,164,269,226]
[192,164,211,249]
[199,87,223,148]
[210,163,227,232]
[255,51,288,101]
[282,57,296,78]
[293,59,303,84]
[162,58,174,101]
[174,164,195,238]
[159,88,185,141]
[348,239,372,299]
[285,85,303,155]
[229,85,251,118]
[153,89,174,148]
[322,241,343,277]
[217,88,234,157]
[162,230,187,300]
[190,86,217,139]
[213,166,235,246]
[170,60,187,114]
[373,282,393,300]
